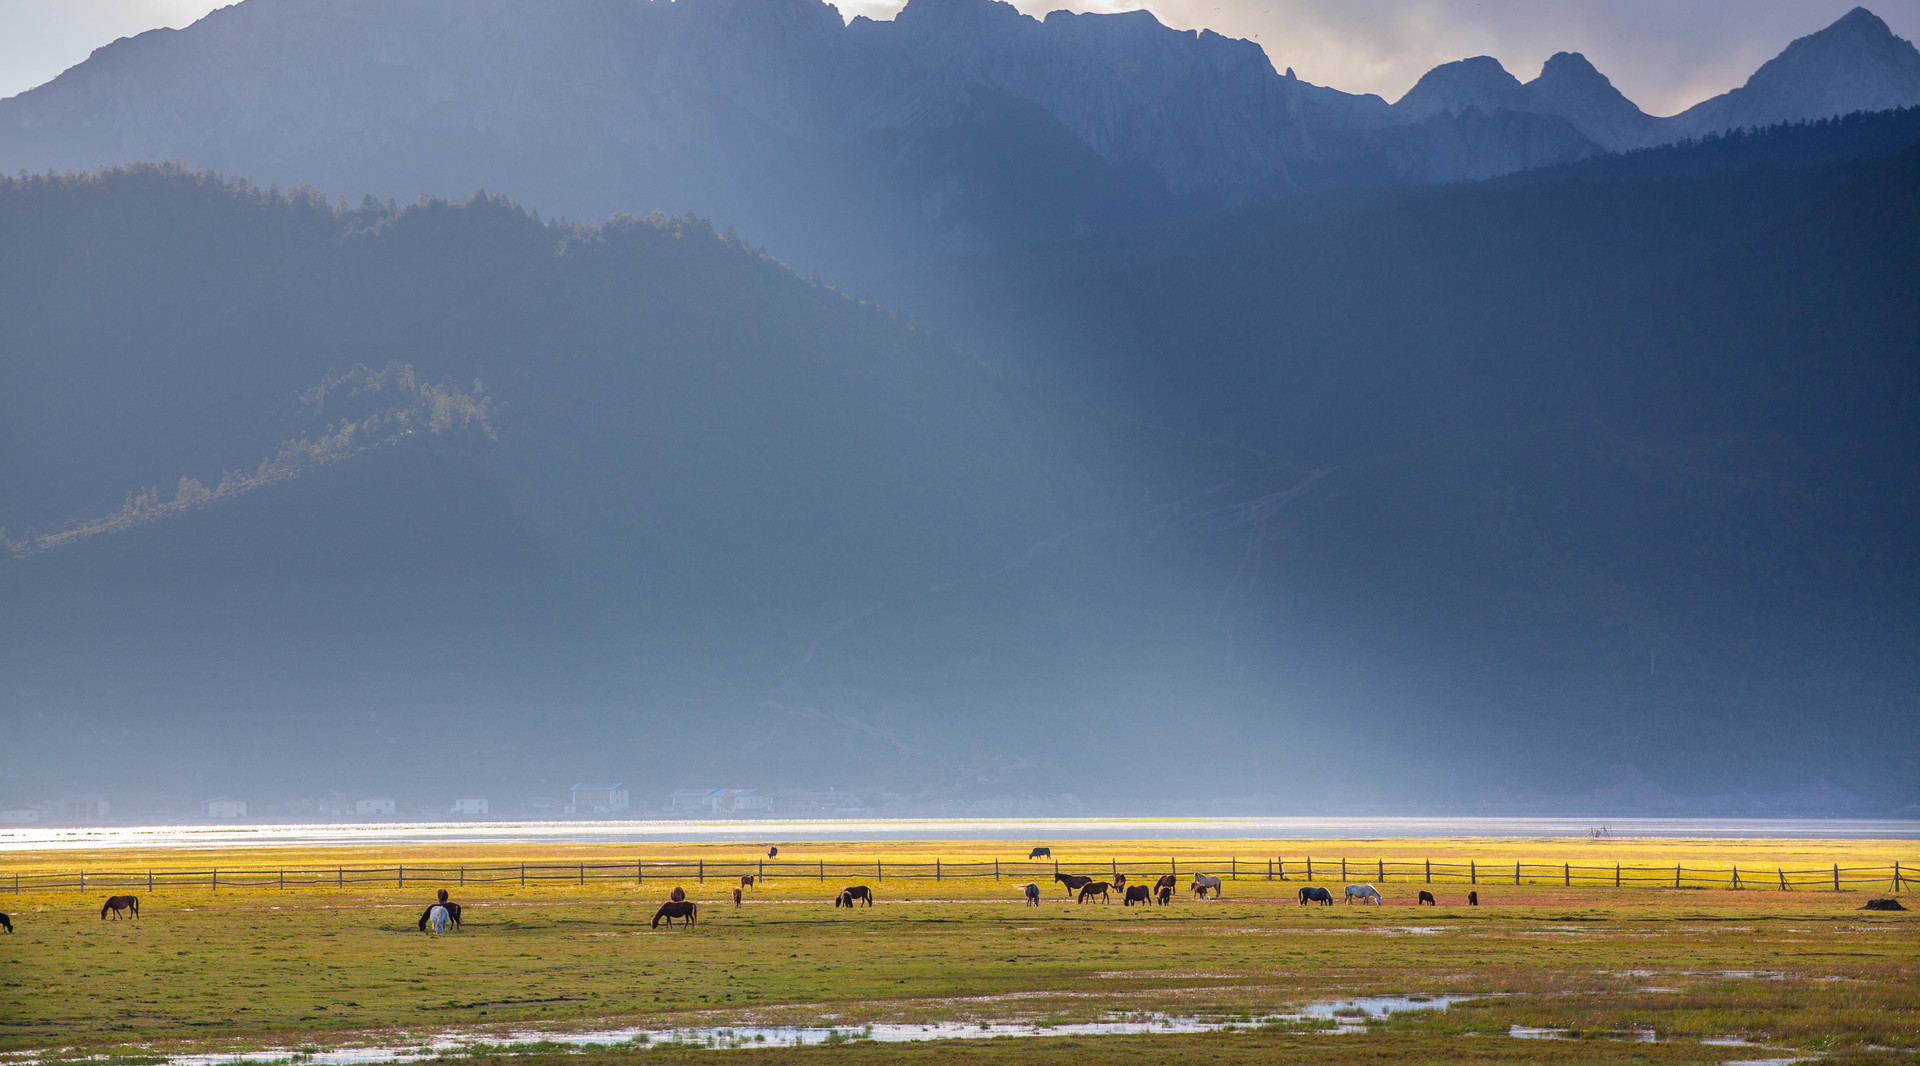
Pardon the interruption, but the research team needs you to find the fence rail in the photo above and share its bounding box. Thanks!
[1,857,1908,894]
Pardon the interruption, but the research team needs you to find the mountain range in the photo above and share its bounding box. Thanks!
[2,1,1917,282]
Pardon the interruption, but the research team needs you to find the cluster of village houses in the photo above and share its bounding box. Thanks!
[1,785,864,824]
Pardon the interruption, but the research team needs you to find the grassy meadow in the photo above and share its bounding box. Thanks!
[0,837,1914,1063]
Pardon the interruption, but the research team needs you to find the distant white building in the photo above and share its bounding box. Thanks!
[200,799,248,819]
[451,797,489,816]
[355,797,396,816]
[665,788,773,815]
[0,805,44,824]
[567,784,629,814]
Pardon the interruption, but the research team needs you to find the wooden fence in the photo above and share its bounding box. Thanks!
[1,857,1908,894]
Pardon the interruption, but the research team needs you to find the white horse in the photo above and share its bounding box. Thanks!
[1190,873,1222,899]
[428,904,451,933]
[1344,883,1382,905]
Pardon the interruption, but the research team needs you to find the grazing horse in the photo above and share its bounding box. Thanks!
[740,875,756,889]
[0,913,11,933]
[1190,874,1222,899]
[1344,884,1382,905]
[1468,891,1479,906]
[1077,881,1112,904]
[1156,885,1173,905]
[1111,873,1127,887]
[100,895,139,920]
[1298,886,1334,905]
[1023,882,1041,906]
[1155,874,1177,894]
[652,900,699,929]
[836,886,875,908]
[1417,890,1437,906]
[1055,872,1094,896]
[670,886,687,902]
[425,905,451,934]
[733,887,743,908]
[1122,885,1151,906]
[1028,847,1051,859]
[768,847,779,858]
[417,902,464,931]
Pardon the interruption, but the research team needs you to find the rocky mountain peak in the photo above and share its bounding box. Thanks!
[1393,56,1521,119]
[1517,51,1654,151]
[1666,5,1920,136]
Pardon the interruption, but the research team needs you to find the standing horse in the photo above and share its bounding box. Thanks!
[835,886,875,908]
[1344,884,1382,905]
[1077,881,1112,904]
[670,886,687,902]
[740,875,756,889]
[0,913,11,932]
[1055,872,1094,896]
[733,887,743,908]
[1468,891,1479,906]
[418,902,464,930]
[1028,847,1051,859]
[1155,885,1173,905]
[1122,885,1151,906]
[100,895,139,920]
[1299,886,1334,905]
[652,900,699,929]
[1191,874,1222,899]
[1023,882,1041,906]
[1155,874,1177,894]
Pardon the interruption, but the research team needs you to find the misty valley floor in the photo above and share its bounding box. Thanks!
[1,844,1915,1064]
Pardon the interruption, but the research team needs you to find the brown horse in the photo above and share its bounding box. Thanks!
[1077,881,1112,904]
[1156,885,1173,905]
[1122,884,1151,906]
[417,901,464,931]
[740,875,756,889]
[1055,872,1094,896]
[652,900,698,929]
[1112,873,1127,888]
[670,886,687,902]
[1468,891,1479,906]
[1154,874,1177,894]
[835,886,875,908]
[1417,891,1437,905]
[100,895,139,920]
[733,887,743,908]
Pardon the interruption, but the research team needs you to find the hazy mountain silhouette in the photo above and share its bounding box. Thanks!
[4,1,1914,284]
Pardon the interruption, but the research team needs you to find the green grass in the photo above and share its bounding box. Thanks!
[0,868,1913,1063]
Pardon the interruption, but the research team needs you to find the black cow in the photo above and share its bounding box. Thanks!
[1298,886,1334,906]
[1029,847,1051,859]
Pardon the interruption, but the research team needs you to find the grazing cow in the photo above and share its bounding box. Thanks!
[733,887,743,908]
[1029,847,1051,859]
[1417,890,1437,906]
[1055,872,1094,896]
[425,905,451,934]
[836,886,875,908]
[1156,885,1173,905]
[100,895,139,920]
[653,900,699,929]
[417,902,464,931]
[670,886,687,903]
[0,913,11,933]
[1298,886,1334,905]
[1023,882,1041,906]
[1468,891,1479,906]
[1077,881,1112,904]
[1190,874,1222,899]
[1122,885,1151,906]
[740,875,756,889]
[1344,884,1382,905]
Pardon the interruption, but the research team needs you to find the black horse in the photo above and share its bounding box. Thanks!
[1468,891,1479,906]
[836,885,875,908]
[652,900,698,929]
[1298,886,1334,906]
[1028,847,1051,859]
[768,847,779,858]
[417,901,464,931]
[0,912,11,933]
[100,895,140,920]
[1055,872,1094,896]
[1417,890,1437,905]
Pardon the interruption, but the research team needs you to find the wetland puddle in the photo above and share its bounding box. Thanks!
[135,997,1468,1065]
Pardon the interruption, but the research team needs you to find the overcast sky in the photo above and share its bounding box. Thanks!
[4,0,1918,114]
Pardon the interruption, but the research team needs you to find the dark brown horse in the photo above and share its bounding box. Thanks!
[1417,890,1437,905]
[1077,881,1112,904]
[1055,872,1094,896]
[652,900,699,929]
[1154,874,1177,894]
[1122,884,1151,906]
[1156,885,1173,905]
[740,875,756,888]
[1468,891,1479,906]
[100,895,139,920]
[670,886,687,902]
[0,912,11,932]
[835,886,875,908]
[733,887,743,908]
[417,902,464,931]
[1111,873,1127,887]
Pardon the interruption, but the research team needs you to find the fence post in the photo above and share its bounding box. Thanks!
[819,860,824,882]
[995,860,1000,882]
[80,871,85,892]
[697,860,703,884]
[1731,865,1739,890]
[1470,861,1475,885]
[580,863,586,886]
[760,859,764,881]
[877,861,882,883]
[339,866,344,888]
[638,860,643,885]
[398,864,403,888]
[1779,868,1786,891]
[1233,858,1238,881]
[1833,864,1840,892]
[1425,859,1431,884]
[1267,860,1272,881]
[1306,858,1311,881]
[1564,863,1569,887]
[1377,859,1383,882]
[280,869,285,890]
[212,869,217,892]
[1341,858,1347,880]
[1615,863,1620,888]
[148,870,154,892]
[1674,864,1681,889]
[1896,861,1903,891]
[936,860,941,883]
[520,862,525,887]
[1278,859,1285,880]
[460,866,465,888]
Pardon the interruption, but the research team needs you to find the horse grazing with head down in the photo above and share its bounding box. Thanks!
[1298,886,1334,905]
[836,886,875,908]
[652,900,699,929]
[1344,884,1382,905]
[1190,874,1222,899]
[1417,890,1437,906]
[417,901,464,931]
[0,912,11,933]
[1077,881,1112,904]
[1122,885,1151,906]
[100,896,139,920]
[1023,882,1041,906]
[1156,885,1173,905]
[1055,872,1094,896]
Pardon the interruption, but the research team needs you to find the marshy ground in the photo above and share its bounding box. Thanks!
[0,838,1913,1063]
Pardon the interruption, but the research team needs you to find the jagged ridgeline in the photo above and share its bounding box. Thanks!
[0,165,1309,806]
[5,364,495,557]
